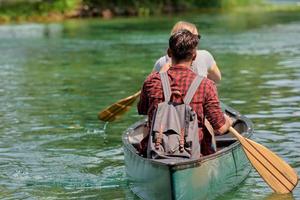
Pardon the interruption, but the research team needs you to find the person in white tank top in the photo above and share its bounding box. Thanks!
[153,21,221,83]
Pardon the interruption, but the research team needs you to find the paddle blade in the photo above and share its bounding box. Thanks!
[229,127,299,194]
[98,91,141,122]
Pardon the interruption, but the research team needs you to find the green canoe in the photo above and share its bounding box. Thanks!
[122,104,253,200]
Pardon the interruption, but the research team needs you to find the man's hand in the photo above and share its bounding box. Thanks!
[224,114,233,127]
[217,114,233,135]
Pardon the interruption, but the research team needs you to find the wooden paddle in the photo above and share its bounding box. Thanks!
[98,91,141,122]
[229,126,299,194]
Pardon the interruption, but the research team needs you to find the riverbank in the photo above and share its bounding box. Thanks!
[0,0,300,24]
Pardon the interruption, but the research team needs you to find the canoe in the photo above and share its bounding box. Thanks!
[122,103,253,200]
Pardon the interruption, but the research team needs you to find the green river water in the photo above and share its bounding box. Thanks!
[0,10,300,200]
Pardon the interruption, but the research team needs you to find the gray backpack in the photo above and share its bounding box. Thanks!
[147,72,203,159]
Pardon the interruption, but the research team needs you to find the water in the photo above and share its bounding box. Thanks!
[0,10,300,199]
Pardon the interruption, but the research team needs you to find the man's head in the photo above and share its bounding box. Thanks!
[171,21,199,36]
[168,29,199,64]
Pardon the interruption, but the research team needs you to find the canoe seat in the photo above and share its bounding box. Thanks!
[216,137,237,148]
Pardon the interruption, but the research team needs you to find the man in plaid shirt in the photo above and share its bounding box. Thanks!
[138,30,232,156]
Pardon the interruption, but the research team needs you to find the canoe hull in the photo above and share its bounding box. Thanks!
[170,144,251,200]
[123,105,253,200]
[124,140,251,200]
[124,145,173,199]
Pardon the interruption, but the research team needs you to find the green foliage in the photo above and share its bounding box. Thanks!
[80,0,265,14]
[221,0,263,9]
[0,0,268,22]
[0,0,80,17]
[39,0,79,12]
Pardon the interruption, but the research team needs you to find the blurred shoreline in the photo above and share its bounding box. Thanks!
[0,0,300,24]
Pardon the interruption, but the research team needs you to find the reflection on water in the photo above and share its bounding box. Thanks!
[0,10,300,199]
[0,23,62,39]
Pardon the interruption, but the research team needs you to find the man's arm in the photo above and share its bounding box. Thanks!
[207,63,221,83]
[203,50,221,83]
[217,114,232,134]
[203,80,232,135]
[137,82,149,115]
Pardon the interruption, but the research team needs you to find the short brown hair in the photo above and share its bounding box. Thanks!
[169,30,199,62]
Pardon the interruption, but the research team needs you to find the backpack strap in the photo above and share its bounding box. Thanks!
[184,75,204,104]
[159,72,171,102]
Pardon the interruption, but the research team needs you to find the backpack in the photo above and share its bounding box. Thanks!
[147,72,203,159]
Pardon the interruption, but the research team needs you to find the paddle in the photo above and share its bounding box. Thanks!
[229,126,299,194]
[98,91,141,122]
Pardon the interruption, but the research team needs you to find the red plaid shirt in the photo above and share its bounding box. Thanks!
[138,65,225,155]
